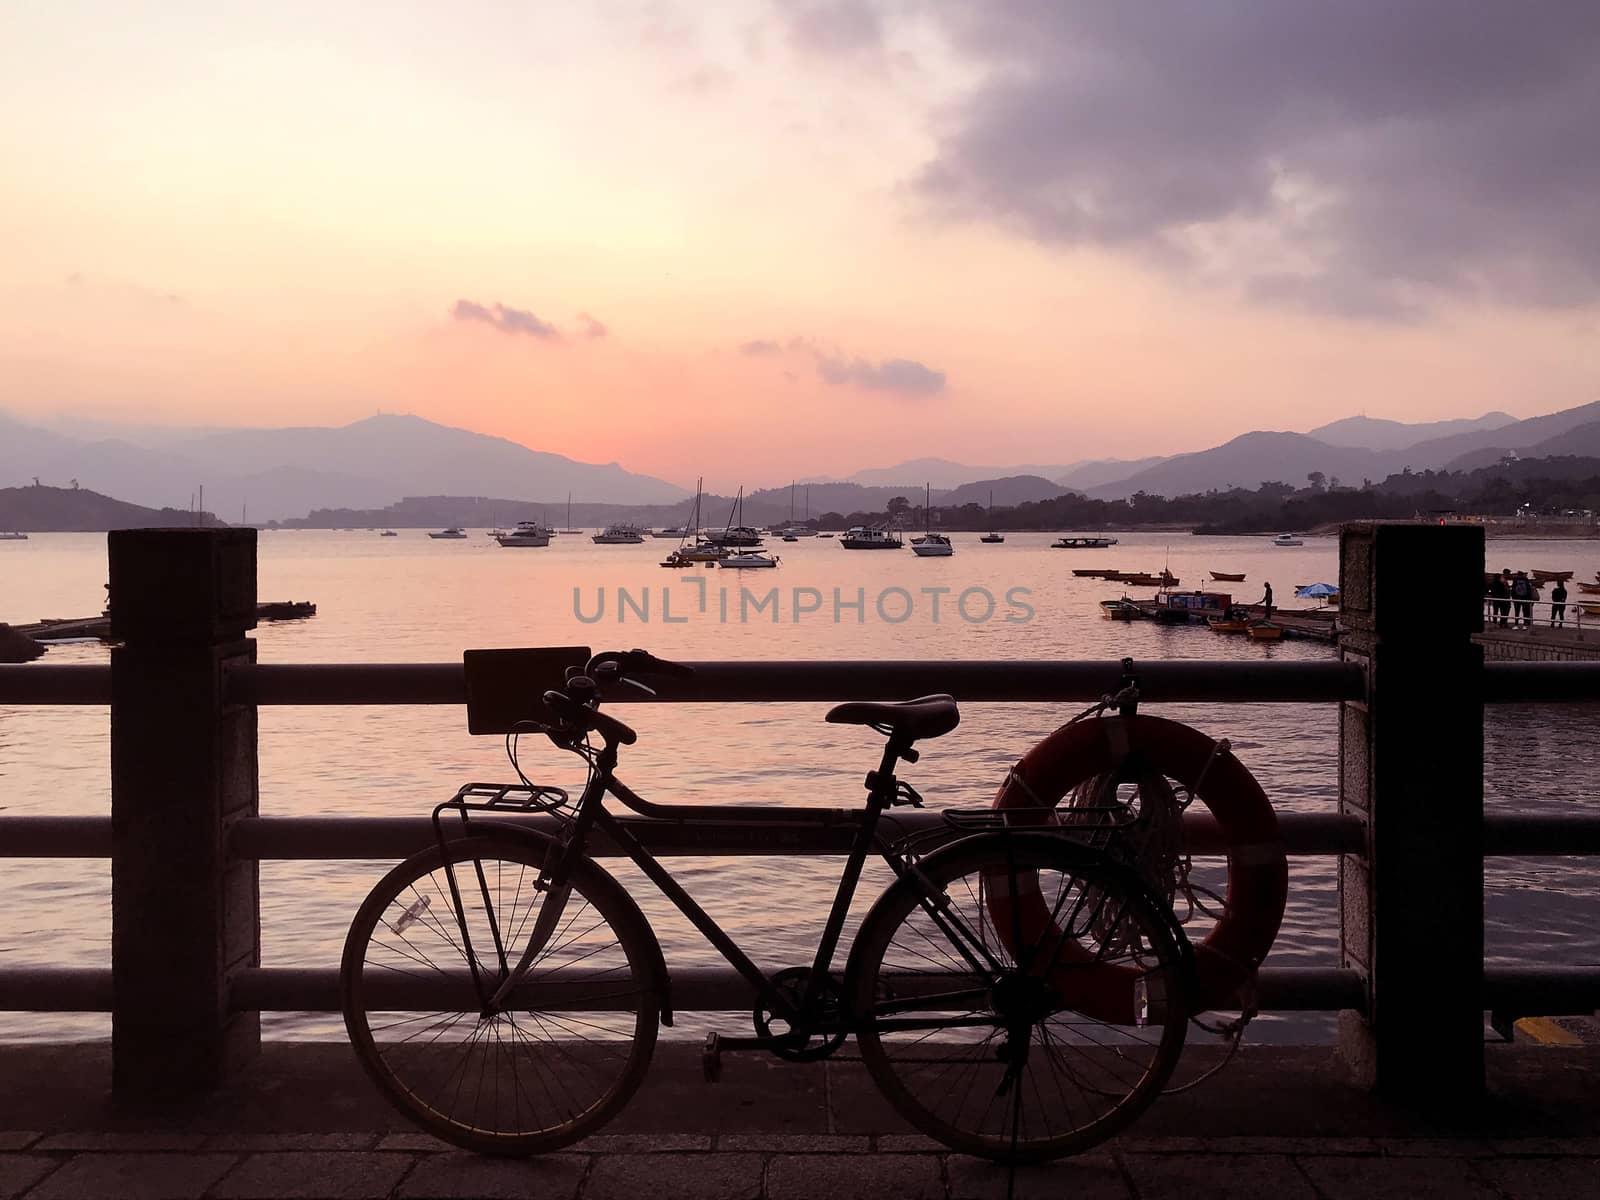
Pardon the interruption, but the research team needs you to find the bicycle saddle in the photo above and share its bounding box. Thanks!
[825,695,959,741]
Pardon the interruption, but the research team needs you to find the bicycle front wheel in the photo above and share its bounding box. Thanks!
[848,837,1189,1162]
[341,835,660,1154]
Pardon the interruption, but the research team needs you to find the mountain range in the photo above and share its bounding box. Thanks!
[0,412,686,521]
[5,402,1596,523]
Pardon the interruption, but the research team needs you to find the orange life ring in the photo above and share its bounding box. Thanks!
[987,714,1287,1022]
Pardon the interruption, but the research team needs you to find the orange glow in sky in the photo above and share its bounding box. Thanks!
[2,2,1595,490]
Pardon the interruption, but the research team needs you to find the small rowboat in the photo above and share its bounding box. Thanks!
[1211,571,1246,582]
[1100,600,1140,620]
[1247,623,1283,641]
[1576,582,1600,594]
[1531,569,1574,583]
[1581,603,1600,618]
[1207,616,1249,633]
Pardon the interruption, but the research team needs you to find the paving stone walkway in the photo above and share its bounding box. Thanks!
[0,1043,1595,1198]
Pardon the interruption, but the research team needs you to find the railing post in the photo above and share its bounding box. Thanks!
[1337,522,1484,1099]
[108,528,259,1098]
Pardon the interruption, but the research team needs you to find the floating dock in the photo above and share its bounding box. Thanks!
[15,601,316,644]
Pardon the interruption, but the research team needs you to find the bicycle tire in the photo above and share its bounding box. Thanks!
[341,834,660,1154]
[847,835,1189,1162]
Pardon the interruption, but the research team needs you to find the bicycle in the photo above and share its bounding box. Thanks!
[340,648,1194,1162]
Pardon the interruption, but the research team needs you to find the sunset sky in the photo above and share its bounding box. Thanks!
[3,2,1597,488]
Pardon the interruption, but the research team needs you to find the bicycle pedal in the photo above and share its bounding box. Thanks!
[702,1032,722,1083]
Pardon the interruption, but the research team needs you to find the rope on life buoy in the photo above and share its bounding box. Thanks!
[986,714,1288,1022]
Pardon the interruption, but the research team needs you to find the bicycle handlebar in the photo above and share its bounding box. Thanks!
[540,649,695,748]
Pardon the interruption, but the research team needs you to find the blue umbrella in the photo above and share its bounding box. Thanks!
[1295,582,1339,598]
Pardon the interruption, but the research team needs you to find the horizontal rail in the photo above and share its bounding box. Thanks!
[0,812,1366,859]
[226,660,1367,706]
[9,659,1600,707]
[0,665,111,705]
[5,965,1595,1017]
[0,966,1365,1014]
[228,966,1368,1014]
[9,812,1600,858]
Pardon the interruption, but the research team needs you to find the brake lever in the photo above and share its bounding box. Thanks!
[620,677,657,696]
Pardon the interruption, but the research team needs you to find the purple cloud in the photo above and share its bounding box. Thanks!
[451,299,563,341]
[737,338,783,356]
[815,355,945,395]
[909,1,1600,316]
[577,312,609,339]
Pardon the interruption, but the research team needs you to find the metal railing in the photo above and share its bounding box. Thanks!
[1,524,1599,1103]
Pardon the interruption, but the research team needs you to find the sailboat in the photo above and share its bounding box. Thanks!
[776,482,816,539]
[912,483,953,557]
[703,486,762,546]
[559,494,582,535]
[981,490,1004,543]
[661,479,729,566]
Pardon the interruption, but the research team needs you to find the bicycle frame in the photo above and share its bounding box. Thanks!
[442,730,1012,1044]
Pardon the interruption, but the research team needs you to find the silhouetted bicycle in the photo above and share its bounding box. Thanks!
[340,649,1193,1162]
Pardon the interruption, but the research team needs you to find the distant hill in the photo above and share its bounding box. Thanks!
[1084,432,1386,499]
[941,475,1069,507]
[1056,456,1171,490]
[1404,400,1600,468]
[811,457,1083,490]
[1307,412,1514,451]
[0,411,688,521]
[1083,401,1600,498]
[0,484,222,531]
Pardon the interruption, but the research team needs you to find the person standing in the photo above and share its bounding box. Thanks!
[1260,582,1274,622]
[1511,572,1534,628]
[1552,579,1568,628]
[1491,569,1512,628]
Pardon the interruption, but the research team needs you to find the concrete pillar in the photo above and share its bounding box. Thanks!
[1338,523,1485,1099]
[108,529,259,1098]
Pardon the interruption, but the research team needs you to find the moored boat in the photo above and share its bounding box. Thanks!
[840,525,903,549]
[910,484,952,556]
[1271,533,1303,547]
[495,521,551,548]
[380,530,398,537]
[1531,569,1574,583]
[1051,536,1118,549]
[428,527,468,539]
[592,523,645,544]
[1207,616,1250,633]
[718,551,780,568]
[1247,622,1284,640]
[1100,599,1139,620]
[1211,571,1246,582]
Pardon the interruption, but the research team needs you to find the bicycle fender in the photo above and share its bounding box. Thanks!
[468,820,675,1027]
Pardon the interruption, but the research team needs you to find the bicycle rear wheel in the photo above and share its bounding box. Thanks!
[848,837,1189,1162]
[341,835,660,1154]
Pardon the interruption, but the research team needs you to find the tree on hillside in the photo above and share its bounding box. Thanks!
[1307,471,1326,491]
[887,495,911,519]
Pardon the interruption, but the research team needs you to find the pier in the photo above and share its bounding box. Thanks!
[0,524,1598,1197]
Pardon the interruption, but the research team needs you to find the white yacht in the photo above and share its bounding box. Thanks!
[0,532,29,541]
[912,532,953,557]
[495,521,551,548]
[428,527,468,539]
[1272,533,1304,547]
[718,550,780,568]
[592,523,645,544]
